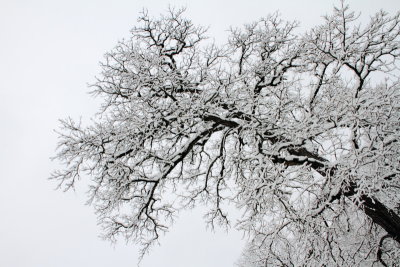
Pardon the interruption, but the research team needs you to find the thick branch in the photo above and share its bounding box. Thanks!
[344,183,400,244]
[280,150,400,244]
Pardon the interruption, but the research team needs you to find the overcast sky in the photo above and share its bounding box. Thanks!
[1,0,400,266]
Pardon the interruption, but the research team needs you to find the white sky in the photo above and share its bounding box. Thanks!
[1,0,399,266]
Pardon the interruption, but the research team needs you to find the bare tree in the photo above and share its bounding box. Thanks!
[52,4,400,266]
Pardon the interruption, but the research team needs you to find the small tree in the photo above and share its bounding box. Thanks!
[52,4,400,266]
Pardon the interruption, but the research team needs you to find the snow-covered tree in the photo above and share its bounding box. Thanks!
[52,4,400,266]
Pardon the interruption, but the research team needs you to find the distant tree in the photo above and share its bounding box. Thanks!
[52,3,400,266]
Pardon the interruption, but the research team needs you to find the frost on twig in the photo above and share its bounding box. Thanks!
[52,3,400,266]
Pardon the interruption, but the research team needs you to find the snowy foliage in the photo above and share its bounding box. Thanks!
[52,4,400,266]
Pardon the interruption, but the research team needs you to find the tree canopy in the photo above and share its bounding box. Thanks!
[52,3,400,266]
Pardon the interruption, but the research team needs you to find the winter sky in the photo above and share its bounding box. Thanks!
[1,0,400,266]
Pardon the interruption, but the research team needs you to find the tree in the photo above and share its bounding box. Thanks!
[52,3,400,266]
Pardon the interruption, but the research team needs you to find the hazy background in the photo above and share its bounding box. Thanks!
[1,0,399,266]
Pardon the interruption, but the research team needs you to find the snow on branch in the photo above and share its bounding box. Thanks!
[52,3,400,265]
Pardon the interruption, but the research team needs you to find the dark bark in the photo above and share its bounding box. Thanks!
[344,183,400,244]
[205,113,400,244]
[272,145,400,243]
